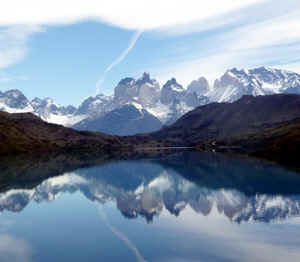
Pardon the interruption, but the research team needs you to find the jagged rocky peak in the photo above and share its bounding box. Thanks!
[217,68,249,88]
[209,66,300,103]
[136,72,159,87]
[220,68,248,84]
[3,89,25,98]
[114,77,138,104]
[118,77,136,86]
[209,67,265,103]
[0,89,31,109]
[161,78,185,105]
[76,93,113,116]
[137,72,151,84]
[43,97,60,110]
[137,72,160,107]
[187,76,210,96]
[164,78,184,89]
[32,97,60,119]
[113,73,160,107]
[249,66,300,92]
[31,97,43,109]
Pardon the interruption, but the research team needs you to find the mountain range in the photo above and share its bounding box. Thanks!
[1,66,300,135]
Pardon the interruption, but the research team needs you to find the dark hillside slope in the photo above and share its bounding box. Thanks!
[0,111,122,155]
[154,94,300,145]
[229,118,300,166]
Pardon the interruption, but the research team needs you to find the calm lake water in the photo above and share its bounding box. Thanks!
[1,151,300,262]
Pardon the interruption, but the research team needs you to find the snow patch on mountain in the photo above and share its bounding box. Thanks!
[208,67,300,103]
[0,101,34,114]
[2,67,300,131]
[42,113,86,127]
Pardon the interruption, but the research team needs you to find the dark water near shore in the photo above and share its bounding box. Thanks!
[1,151,300,262]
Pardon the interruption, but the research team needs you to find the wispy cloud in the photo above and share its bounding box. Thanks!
[0,25,43,69]
[96,30,142,93]
[150,1,300,86]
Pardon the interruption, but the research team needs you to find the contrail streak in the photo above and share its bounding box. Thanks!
[96,30,143,94]
[98,206,147,262]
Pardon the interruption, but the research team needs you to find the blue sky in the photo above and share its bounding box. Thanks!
[0,0,300,106]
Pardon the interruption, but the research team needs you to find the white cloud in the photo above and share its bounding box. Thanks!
[0,0,263,30]
[151,6,300,86]
[228,11,300,50]
[0,0,299,89]
[0,25,43,69]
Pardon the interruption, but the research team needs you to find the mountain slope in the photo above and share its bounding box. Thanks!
[0,89,86,126]
[0,89,34,113]
[74,104,162,135]
[227,118,300,166]
[0,111,122,155]
[209,67,300,102]
[153,94,300,143]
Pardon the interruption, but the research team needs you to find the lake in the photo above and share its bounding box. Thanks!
[0,151,300,262]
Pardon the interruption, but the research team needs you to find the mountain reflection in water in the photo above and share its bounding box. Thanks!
[1,151,300,223]
[1,151,300,262]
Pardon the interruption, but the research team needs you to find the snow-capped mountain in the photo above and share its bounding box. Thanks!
[113,72,160,107]
[73,73,208,134]
[0,89,85,126]
[161,78,185,104]
[76,94,113,117]
[72,67,300,133]
[208,67,300,102]
[0,89,34,113]
[31,97,85,126]
[187,76,210,96]
[1,67,300,134]
[74,103,163,136]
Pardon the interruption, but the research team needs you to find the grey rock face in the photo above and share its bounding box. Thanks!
[160,78,185,105]
[76,94,113,117]
[0,89,31,110]
[187,77,210,96]
[183,92,209,108]
[31,97,77,120]
[74,104,162,136]
[137,73,160,107]
[113,73,160,107]
[209,67,300,103]
[114,77,137,104]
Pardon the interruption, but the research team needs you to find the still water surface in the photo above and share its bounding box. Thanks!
[1,151,300,262]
